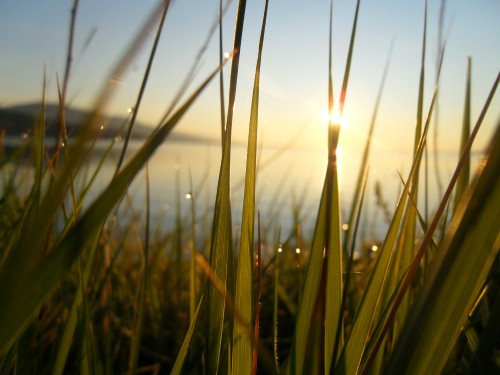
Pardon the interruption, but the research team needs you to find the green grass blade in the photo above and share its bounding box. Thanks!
[343,42,392,253]
[115,0,170,173]
[171,296,204,375]
[127,164,150,375]
[360,69,499,375]
[286,179,328,374]
[385,121,500,375]
[233,1,269,373]
[394,0,428,341]
[51,235,100,375]
[0,63,222,355]
[206,0,246,372]
[454,56,471,209]
[337,70,441,374]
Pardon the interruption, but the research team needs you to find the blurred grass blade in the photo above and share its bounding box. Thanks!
[0,63,223,355]
[0,1,168,292]
[115,0,170,173]
[233,0,269,373]
[454,56,471,209]
[343,41,392,253]
[52,235,100,375]
[273,233,282,374]
[128,164,151,375]
[171,296,204,375]
[385,121,500,375]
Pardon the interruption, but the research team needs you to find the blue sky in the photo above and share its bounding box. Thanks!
[1,0,499,153]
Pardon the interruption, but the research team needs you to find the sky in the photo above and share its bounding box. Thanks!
[1,0,500,155]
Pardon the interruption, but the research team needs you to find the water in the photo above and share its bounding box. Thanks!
[3,136,484,251]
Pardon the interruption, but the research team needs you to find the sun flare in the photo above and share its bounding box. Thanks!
[319,107,351,130]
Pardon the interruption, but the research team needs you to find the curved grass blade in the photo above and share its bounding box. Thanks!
[171,296,204,375]
[385,120,500,375]
[127,163,151,375]
[336,63,442,374]
[454,56,471,209]
[0,63,224,356]
[343,41,393,255]
[115,0,171,174]
[0,1,167,295]
[206,0,247,372]
[232,1,269,373]
[394,0,428,341]
[360,69,500,375]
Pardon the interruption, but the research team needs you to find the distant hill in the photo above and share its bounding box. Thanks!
[0,102,214,144]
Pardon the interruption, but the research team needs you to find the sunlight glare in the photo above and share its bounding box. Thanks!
[320,107,351,130]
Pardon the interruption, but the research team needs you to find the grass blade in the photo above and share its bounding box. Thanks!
[0,63,223,355]
[171,296,204,375]
[385,120,500,375]
[454,57,471,209]
[233,0,269,372]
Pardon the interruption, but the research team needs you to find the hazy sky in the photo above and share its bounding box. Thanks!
[1,0,499,154]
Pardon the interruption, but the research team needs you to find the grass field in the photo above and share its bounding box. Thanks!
[0,0,499,374]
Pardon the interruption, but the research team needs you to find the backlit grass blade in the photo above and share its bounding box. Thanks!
[0,2,167,299]
[454,56,471,209]
[287,179,328,374]
[188,169,197,323]
[0,63,223,356]
[233,0,269,372]
[206,0,246,373]
[171,296,204,375]
[115,0,170,173]
[337,68,441,375]
[385,121,500,375]
[325,0,361,371]
[361,69,500,375]
[394,0,428,341]
[343,42,392,253]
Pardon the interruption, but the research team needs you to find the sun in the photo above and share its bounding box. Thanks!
[319,107,351,130]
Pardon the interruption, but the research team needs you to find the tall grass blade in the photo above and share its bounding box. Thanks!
[233,0,268,372]
[115,0,170,173]
[51,235,100,375]
[325,0,361,371]
[337,67,441,374]
[273,233,281,374]
[171,296,204,375]
[0,63,223,355]
[454,57,471,209]
[361,69,500,375]
[385,120,500,375]
[218,0,226,146]
[206,0,246,372]
[128,164,151,375]
[0,2,167,298]
[343,42,392,254]
[252,213,263,375]
[287,181,328,374]
[394,0,428,340]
